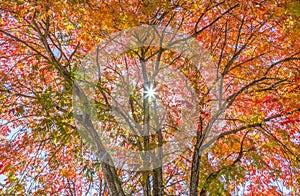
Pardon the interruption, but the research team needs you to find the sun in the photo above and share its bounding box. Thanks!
[144,85,157,99]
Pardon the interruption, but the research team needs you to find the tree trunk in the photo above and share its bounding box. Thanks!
[189,117,203,196]
[189,148,202,195]
[102,163,125,196]
[153,167,163,196]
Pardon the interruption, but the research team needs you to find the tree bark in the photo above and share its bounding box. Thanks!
[153,167,164,196]
[102,163,125,196]
[189,117,203,196]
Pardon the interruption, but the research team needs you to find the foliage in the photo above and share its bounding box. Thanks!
[0,0,299,195]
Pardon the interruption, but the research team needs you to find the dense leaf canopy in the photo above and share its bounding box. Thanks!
[0,0,299,195]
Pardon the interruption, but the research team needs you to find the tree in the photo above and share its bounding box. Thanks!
[0,0,299,195]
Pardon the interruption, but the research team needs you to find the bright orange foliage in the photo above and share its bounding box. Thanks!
[0,0,299,195]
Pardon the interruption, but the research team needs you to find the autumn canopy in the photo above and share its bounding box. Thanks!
[0,0,299,195]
